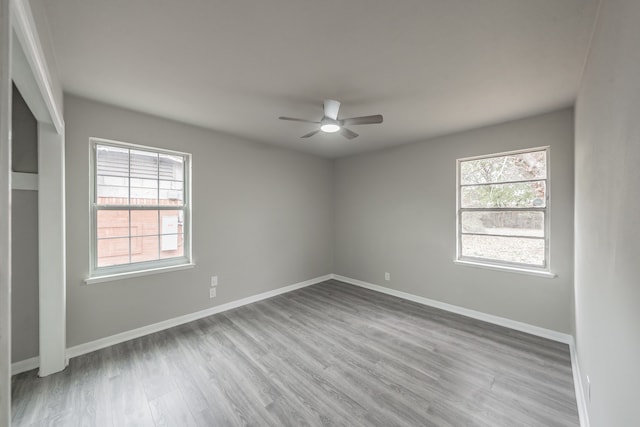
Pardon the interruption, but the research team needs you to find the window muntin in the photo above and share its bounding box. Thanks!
[457,147,549,270]
[90,139,191,277]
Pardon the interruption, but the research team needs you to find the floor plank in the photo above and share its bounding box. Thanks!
[12,280,579,426]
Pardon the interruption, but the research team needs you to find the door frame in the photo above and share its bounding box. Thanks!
[10,0,67,380]
[0,0,13,423]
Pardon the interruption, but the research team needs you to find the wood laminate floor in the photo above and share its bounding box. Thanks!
[11,280,579,426]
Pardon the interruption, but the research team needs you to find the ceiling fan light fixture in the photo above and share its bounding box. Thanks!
[279,99,382,140]
[320,123,340,133]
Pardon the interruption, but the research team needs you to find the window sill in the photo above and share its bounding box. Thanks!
[85,262,196,285]
[454,259,556,279]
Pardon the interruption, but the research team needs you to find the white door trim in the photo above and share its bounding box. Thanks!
[11,0,66,377]
[37,124,66,376]
[11,172,37,191]
[10,0,63,133]
[0,0,12,423]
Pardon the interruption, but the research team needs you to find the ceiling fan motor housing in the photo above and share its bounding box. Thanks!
[321,117,339,126]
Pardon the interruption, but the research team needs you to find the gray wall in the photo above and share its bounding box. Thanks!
[11,191,38,362]
[65,95,333,347]
[334,108,574,333]
[11,85,39,363]
[574,0,640,425]
[12,84,37,173]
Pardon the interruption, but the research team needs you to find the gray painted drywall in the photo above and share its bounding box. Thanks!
[334,108,574,333]
[11,190,38,362]
[12,84,37,173]
[574,0,640,425]
[65,95,333,347]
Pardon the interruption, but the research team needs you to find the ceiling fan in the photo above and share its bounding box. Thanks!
[279,99,383,140]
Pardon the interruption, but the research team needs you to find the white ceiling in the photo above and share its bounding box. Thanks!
[43,0,598,158]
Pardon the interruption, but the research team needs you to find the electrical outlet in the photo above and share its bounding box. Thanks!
[211,276,218,287]
[209,287,217,299]
[587,376,591,401]
[385,272,390,281]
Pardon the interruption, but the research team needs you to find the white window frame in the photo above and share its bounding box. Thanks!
[87,137,193,283]
[455,146,552,276]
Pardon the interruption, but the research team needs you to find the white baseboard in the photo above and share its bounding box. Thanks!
[66,274,331,359]
[331,274,573,344]
[15,270,589,427]
[11,356,39,375]
[14,274,330,372]
[332,274,588,426]
[570,338,590,427]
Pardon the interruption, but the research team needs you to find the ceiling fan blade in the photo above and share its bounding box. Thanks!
[323,99,341,120]
[340,115,383,126]
[301,130,321,138]
[279,116,320,124]
[339,128,358,140]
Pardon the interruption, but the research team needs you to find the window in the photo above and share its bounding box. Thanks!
[90,138,191,279]
[456,147,549,272]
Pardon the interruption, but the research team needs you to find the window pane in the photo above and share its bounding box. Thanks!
[96,145,129,177]
[159,210,184,258]
[131,210,158,236]
[97,210,129,238]
[130,149,159,179]
[160,154,184,181]
[160,234,183,258]
[460,151,546,185]
[130,178,158,204]
[461,181,546,208]
[160,210,183,234]
[131,235,159,263]
[461,235,545,266]
[159,180,183,205]
[97,237,130,267]
[461,211,544,237]
[160,209,183,223]
[93,140,190,273]
[97,176,129,204]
